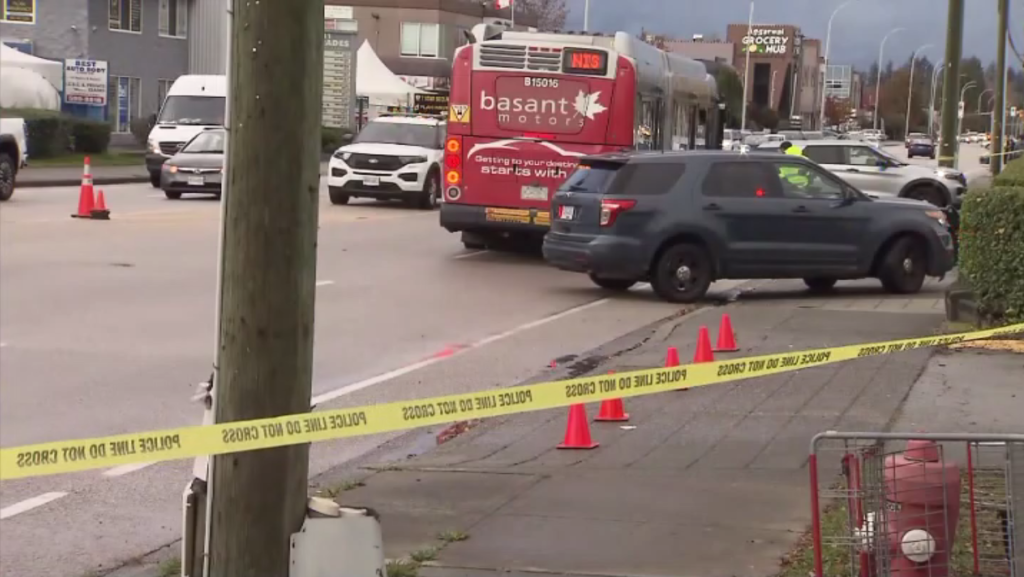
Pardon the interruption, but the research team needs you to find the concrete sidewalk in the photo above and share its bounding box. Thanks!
[16,161,331,188]
[17,164,151,188]
[324,286,952,577]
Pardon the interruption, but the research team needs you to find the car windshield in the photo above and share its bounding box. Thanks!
[182,130,225,154]
[354,122,440,148]
[158,96,226,125]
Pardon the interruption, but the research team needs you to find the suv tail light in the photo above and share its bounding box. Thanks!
[599,199,636,227]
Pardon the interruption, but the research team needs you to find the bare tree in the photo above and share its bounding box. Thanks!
[519,0,568,30]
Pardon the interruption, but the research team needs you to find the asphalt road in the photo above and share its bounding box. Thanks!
[0,173,760,576]
[0,143,987,577]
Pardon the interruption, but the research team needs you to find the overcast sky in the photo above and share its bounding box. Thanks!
[565,0,1019,69]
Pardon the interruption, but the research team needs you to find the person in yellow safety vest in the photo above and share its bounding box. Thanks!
[778,143,810,188]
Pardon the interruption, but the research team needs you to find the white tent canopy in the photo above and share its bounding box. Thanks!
[356,40,426,106]
[0,66,60,110]
[0,44,63,91]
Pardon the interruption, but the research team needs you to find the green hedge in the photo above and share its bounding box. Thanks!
[0,108,112,157]
[994,156,1024,187]
[959,186,1024,323]
[321,126,353,153]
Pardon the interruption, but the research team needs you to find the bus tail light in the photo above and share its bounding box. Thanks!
[599,199,636,227]
[445,136,463,199]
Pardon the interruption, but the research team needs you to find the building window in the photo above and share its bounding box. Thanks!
[110,0,143,33]
[156,79,175,111]
[400,22,439,58]
[159,0,187,38]
[108,76,142,133]
[1,0,36,24]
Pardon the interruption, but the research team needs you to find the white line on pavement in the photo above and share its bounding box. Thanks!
[452,250,488,260]
[102,462,156,477]
[315,280,335,287]
[0,492,68,520]
[310,297,610,405]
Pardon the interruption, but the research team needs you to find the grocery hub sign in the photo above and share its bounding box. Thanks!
[742,28,790,55]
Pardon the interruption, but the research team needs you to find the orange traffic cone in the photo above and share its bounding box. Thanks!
[557,404,599,449]
[72,156,95,218]
[596,371,629,422]
[90,189,110,220]
[665,346,680,367]
[693,326,715,363]
[714,313,739,352]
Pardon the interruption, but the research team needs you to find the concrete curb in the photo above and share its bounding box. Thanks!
[17,175,151,189]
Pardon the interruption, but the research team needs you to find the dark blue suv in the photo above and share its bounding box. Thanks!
[542,150,956,303]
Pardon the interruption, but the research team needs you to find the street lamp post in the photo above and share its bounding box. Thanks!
[770,70,778,110]
[977,88,993,113]
[583,0,590,32]
[739,1,754,132]
[955,80,977,169]
[819,0,854,130]
[904,43,932,140]
[929,61,944,137]
[874,27,906,131]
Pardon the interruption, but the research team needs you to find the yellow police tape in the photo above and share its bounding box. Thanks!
[3,322,1022,481]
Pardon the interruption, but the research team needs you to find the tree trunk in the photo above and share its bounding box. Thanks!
[207,0,323,574]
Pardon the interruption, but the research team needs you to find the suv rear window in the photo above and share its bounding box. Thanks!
[802,145,844,164]
[562,161,686,196]
[560,162,621,194]
[605,162,686,196]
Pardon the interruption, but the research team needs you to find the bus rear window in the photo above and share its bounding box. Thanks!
[560,163,621,193]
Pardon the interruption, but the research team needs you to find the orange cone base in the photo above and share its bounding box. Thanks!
[558,440,599,450]
[90,209,111,220]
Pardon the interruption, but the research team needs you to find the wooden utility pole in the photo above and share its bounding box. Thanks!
[938,0,965,168]
[206,0,323,575]
[991,0,1009,175]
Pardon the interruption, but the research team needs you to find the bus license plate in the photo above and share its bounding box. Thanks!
[521,185,547,201]
[558,205,576,220]
[187,176,204,186]
[363,176,380,186]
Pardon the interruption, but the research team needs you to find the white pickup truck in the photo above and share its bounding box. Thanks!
[0,117,29,201]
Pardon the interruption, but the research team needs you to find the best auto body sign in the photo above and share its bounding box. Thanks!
[63,59,108,106]
[742,28,790,55]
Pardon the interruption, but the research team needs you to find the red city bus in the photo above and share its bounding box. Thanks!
[440,28,722,250]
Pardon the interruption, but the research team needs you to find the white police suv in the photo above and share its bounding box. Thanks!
[327,114,445,209]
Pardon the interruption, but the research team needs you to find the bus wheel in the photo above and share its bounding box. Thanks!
[461,231,487,250]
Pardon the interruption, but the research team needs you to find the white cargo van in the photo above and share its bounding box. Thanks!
[145,75,226,187]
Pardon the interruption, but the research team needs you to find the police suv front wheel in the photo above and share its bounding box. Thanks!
[417,171,440,210]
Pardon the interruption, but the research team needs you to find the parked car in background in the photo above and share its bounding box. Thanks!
[905,132,928,148]
[160,128,225,200]
[907,136,936,159]
[327,114,444,210]
[759,140,965,208]
[146,75,227,188]
[0,117,28,201]
[542,150,955,303]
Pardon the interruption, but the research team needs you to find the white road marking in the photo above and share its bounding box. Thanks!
[453,250,488,260]
[102,462,156,477]
[311,297,610,405]
[316,280,335,287]
[0,492,68,520]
